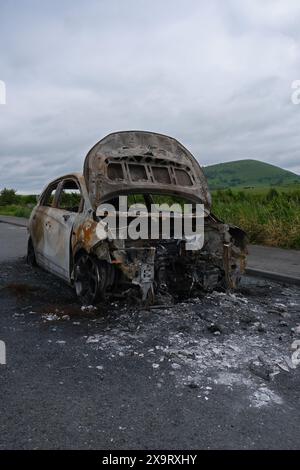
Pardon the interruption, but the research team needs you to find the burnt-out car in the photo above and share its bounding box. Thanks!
[28,131,247,304]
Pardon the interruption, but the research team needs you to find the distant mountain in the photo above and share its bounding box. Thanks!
[203,159,300,190]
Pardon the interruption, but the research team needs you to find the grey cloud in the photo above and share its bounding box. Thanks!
[0,0,300,192]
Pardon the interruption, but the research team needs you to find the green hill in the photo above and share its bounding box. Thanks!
[203,159,300,190]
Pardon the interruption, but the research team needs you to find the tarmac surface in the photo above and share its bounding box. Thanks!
[0,218,299,449]
[248,245,300,283]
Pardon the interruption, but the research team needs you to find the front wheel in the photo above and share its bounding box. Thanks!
[74,254,107,305]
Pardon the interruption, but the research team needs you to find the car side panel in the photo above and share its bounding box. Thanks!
[30,205,76,282]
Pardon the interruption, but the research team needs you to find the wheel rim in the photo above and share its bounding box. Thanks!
[75,255,102,304]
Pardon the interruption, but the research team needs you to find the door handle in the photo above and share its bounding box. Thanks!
[63,214,70,222]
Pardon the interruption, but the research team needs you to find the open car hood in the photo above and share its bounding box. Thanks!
[83,131,211,210]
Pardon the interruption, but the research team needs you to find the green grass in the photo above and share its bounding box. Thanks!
[211,187,300,249]
[204,159,300,190]
[0,204,32,218]
[0,189,35,218]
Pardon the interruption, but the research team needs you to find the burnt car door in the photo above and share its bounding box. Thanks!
[31,177,83,281]
[30,179,61,273]
[41,177,83,281]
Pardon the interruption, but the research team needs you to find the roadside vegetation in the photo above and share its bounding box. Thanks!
[1,186,299,249]
[0,188,34,218]
[212,187,300,249]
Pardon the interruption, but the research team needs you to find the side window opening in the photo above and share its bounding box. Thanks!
[40,182,59,207]
[57,180,83,213]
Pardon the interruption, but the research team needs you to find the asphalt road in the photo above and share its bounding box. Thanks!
[0,223,28,261]
[248,245,300,282]
[0,223,300,449]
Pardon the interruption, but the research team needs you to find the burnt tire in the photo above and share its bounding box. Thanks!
[27,237,37,266]
[74,254,107,305]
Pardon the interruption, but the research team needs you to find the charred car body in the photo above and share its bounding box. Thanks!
[28,131,247,304]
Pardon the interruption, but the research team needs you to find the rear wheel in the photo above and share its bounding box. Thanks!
[74,254,107,305]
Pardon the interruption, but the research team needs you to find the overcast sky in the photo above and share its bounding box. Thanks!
[0,0,300,193]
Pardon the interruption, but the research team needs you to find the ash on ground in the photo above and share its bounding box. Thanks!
[1,259,300,410]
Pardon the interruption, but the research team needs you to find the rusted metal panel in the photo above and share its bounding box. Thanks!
[83,131,211,209]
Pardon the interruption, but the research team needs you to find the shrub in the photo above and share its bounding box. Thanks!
[0,188,19,205]
[211,188,300,249]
